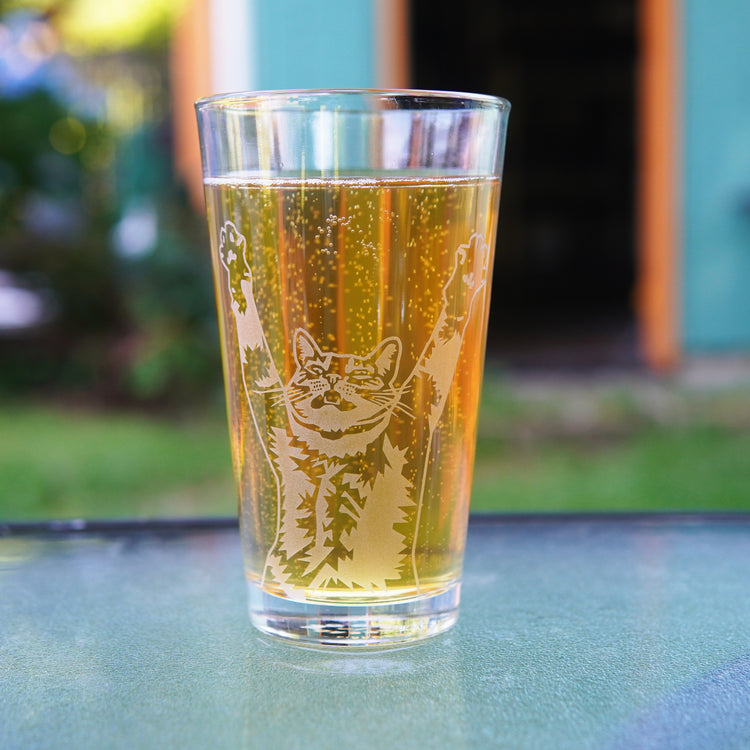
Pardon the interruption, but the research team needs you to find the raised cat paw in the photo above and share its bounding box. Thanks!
[443,233,489,307]
[455,233,488,289]
[218,220,251,309]
[219,221,248,271]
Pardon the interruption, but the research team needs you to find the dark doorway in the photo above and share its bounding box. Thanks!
[411,0,639,370]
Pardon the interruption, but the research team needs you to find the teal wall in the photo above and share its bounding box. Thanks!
[683,0,750,350]
[252,0,376,90]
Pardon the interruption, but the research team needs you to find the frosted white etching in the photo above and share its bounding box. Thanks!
[219,220,488,594]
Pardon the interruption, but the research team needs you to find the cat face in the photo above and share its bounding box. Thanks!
[285,329,401,442]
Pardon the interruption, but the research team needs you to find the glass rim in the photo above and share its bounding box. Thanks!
[195,88,510,113]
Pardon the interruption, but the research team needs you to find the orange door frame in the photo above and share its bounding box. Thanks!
[637,0,681,370]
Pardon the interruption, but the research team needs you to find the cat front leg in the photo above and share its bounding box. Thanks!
[411,233,490,429]
[438,232,490,341]
[218,220,281,391]
[218,220,290,590]
[404,233,491,591]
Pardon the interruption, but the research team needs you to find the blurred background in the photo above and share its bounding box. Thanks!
[1,0,748,521]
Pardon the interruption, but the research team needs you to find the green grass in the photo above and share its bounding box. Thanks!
[471,375,750,512]
[1,377,749,521]
[472,427,750,512]
[0,404,235,521]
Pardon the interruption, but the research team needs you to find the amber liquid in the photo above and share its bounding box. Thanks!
[205,175,500,604]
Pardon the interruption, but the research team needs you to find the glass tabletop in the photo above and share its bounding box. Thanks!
[2,514,750,749]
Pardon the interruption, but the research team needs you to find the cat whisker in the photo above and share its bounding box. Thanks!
[260,385,284,392]
[268,387,308,408]
[393,402,416,419]
[284,389,310,404]
[369,395,411,415]
[375,388,400,397]
[364,395,392,406]
[368,390,400,402]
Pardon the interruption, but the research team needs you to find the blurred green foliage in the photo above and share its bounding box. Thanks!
[118,205,221,402]
[0,56,220,405]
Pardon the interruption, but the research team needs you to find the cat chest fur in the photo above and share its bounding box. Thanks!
[267,427,416,591]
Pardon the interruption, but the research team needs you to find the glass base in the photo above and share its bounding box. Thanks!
[247,581,461,646]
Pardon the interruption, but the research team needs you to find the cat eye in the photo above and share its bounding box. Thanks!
[349,370,378,385]
[354,376,383,389]
[305,363,325,376]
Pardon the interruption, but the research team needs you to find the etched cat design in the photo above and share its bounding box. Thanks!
[219,220,488,594]
[285,329,402,458]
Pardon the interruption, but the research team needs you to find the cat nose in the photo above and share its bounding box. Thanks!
[325,374,341,385]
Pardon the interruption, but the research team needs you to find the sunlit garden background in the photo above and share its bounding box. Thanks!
[1,0,749,522]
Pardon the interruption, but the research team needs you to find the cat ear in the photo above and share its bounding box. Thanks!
[294,329,322,366]
[369,337,402,382]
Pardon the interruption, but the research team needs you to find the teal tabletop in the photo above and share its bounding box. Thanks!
[2,515,750,749]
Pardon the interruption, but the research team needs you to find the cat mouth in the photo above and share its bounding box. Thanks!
[310,392,356,411]
[289,401,393,437]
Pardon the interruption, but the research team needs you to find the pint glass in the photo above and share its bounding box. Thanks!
[196,90,510,645]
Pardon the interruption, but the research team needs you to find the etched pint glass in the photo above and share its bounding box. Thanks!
[196,90,510,645]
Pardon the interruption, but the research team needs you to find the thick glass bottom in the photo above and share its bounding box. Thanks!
[247,581,461,646]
